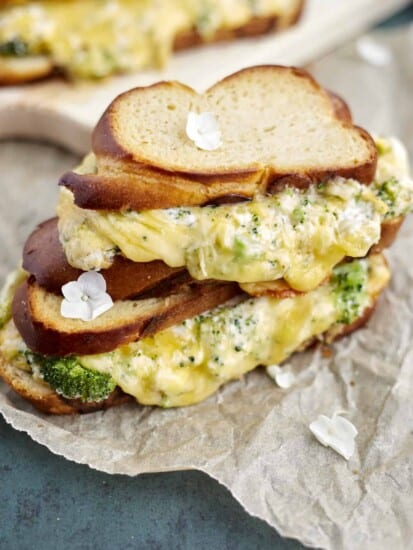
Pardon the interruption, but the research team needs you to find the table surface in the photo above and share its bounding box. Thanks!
[1,6,412,550]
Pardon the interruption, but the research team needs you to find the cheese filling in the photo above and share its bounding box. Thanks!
[0,0,299,78]
[0,255,390,407]
[57,137,412,292]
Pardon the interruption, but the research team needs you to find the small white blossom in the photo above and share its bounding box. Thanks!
[266,364,296,389]
[309,413,358,460]
[356,37,392,67]
[60,272,113,322]
[186,111,222,151]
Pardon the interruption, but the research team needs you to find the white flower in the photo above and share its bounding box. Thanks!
[309,413,358,460]
[60,272,113,322]
[356,37,392,67]
[186,111,222,151]
[266,364,296,389]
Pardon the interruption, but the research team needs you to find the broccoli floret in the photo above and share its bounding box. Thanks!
[376,140,392,157]
[376,178,398,218]
[332,261,368,325]
[0,39,29,57]
[27,353,116,402]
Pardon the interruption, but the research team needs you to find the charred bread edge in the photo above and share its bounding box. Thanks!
[23,218,188,300]
[12,278,241,356]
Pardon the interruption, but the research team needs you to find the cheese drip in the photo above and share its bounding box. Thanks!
[0,0,298,78]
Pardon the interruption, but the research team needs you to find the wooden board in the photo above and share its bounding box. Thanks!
[0,0,409,154]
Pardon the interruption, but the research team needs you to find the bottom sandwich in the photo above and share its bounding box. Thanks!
[0,254,390,413]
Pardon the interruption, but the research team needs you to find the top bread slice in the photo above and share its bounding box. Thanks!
[93,66,376,179]
[61,66,377,211]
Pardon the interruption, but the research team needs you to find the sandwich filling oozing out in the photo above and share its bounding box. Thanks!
[58,137,413,292]
[0,255,390,407]
[0,0,300,78]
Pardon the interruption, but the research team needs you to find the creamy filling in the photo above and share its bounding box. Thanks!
[0,0,298,78]
[57,137,412,292]
[0,255,390,407]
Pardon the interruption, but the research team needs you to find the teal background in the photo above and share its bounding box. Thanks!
[0,418,303,549]
[1,5,412,550]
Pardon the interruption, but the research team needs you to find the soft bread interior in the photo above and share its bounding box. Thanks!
[93,66,376,182]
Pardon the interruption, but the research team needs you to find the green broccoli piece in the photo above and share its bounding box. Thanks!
[376,141,392,157]
[0,39,29,57]
[331,261,368,325]
[376,178,398,218]
[27,353,116,402]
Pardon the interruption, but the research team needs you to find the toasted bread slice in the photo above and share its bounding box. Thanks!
[23,218,189,300]
[173,7,304,50]
[0,3,304,85]
[0,357,132,414]
[61,68,376,210]
[0,55,54,85]
[92,66,376,178]
[12,277,241,356]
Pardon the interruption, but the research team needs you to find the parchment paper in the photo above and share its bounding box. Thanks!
[1,26,413,550]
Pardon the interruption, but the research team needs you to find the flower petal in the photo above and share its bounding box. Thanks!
[266,364,296,389]
[78,271,107,297]
[61,281,83,302]
[186,111,200,141]
[61,299,92,321]
[195,131,222,151]
[89,293,114,320]
[309,414,358,460]
[186,111,222,151]
[356,37,392,67]
[197,112,219,134]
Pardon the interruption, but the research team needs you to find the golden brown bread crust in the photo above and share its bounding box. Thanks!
[12,277,241,356]
[61,159,378,211]
[92,65,377,174]
[173,4,305,51]
[63,73,377,211]
[327,91,352,124]
[59,166,263,211]
[23,218,189,300]
[0,56,55,85]
[0,4,304,85]
[0,355,133,414]
[370,217,403,254]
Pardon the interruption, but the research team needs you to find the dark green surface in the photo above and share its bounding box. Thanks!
[378,2,413,27]
[0,417,304,550]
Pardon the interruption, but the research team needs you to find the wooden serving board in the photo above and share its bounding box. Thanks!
[0,0,409,155]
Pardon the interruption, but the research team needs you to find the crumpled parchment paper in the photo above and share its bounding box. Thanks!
[1,25,413,550]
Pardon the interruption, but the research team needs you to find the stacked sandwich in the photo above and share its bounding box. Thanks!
[0,0,304,83]
[1,66,412,414]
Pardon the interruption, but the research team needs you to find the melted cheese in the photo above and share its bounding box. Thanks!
[0,0,296,78]
[57,137,412,291]
[62,255,390,406]
[58,180,386,292]
[0,256,390,407]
